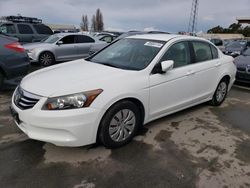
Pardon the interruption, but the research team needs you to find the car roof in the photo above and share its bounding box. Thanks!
[0,21,44,25]
[127,34,206,42]
[54,33,92,37]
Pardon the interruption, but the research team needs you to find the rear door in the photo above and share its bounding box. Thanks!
[16,24,34,43]
[75,35,95,57]
[32,24,53,42]
[55,35,79,60]
[189,41,221,102]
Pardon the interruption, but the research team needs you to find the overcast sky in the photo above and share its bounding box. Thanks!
[0,0,249,32]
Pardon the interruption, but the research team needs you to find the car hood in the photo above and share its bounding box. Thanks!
[23,42,51,49]
[234,55,250,67]
[20,59,135,97]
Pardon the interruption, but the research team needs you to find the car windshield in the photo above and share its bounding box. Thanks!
[43,35,60,43]
[242,48,250,56]
[89,38,165,71]
[227,41,246,48]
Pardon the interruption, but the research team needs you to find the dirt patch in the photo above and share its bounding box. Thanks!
[171,121,180,129]
[43,144,111,165]
[196,145,227,155]
[235,140,250,164]
[154,130,172,142]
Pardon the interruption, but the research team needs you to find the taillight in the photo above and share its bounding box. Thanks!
[4,42,25,53]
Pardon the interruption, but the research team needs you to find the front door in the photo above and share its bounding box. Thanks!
[55,35,79,61]
[149,41,195,120]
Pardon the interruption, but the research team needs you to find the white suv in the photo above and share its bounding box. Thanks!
[11,34,236,148]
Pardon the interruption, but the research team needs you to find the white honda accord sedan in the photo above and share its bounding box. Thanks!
[11,34,236,148]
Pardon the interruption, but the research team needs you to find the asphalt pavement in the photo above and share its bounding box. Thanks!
[0,79,250,188]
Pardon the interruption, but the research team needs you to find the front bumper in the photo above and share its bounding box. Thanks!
[11,94,103,147]
[26,51,38,63]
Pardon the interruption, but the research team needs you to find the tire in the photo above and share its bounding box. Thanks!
[98,100,141,148]
[210,78,229,106]
[0,71,4,89]
[39,52,55,67]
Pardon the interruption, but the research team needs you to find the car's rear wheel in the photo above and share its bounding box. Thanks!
[98,100,141,148]
[210,78,229,106]
[39,52,55,67]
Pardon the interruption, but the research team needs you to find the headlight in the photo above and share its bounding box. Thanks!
[43,89,103,110]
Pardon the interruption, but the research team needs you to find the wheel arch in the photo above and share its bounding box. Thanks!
[221,75,230,84]
[38,50,56,60]
[95,97,146,143]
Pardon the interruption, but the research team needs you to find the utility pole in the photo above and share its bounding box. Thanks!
[188,0,199,35]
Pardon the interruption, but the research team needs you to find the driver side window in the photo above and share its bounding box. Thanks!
[160,41,191,68]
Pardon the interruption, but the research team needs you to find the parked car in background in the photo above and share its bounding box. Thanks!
[234,48,250,83]
[97,34,117,43]
[89,31,170,55]
[94,32,117,38]
[116,30,170,41]
[210,38,225,52]
[23,33,106,66]
[11,34,236,148]
[0,16,53,43]
[224,40,248,57]
[0,34,29,88]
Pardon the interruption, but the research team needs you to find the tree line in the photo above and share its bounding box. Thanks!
[207,23,250,37]
[81,8,104,32]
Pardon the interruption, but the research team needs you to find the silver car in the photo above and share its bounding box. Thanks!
[23,33,106,66]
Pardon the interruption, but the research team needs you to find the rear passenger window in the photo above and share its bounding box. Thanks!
[0,24,16,34]
[33,24,53,34]
[193,41,213,62]
[160,41,191,68]
[210,45,219,59]
[60,35,75,44]
[17,24,34,34]
[75,35,95,43]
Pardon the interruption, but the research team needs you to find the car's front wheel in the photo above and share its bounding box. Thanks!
[39,52,55,67]
[98,100,141,148]
[210,78,229,106]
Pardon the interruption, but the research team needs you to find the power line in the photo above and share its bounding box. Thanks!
[188,0,199,34]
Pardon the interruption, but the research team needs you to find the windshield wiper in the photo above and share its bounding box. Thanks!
[99,62,120,68]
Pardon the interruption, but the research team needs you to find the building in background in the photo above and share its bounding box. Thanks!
[237,17,250,24]
[197,33,244,40]
[46,23,79,33]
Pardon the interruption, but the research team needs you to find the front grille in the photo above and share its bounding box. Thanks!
[14,87,41,110]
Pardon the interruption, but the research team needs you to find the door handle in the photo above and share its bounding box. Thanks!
[215,62,221,67]
[186,70,195,76]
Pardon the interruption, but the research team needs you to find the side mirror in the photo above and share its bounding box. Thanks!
[57,41,63,45]
[161,60,174,72]
[152,60,174,74]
